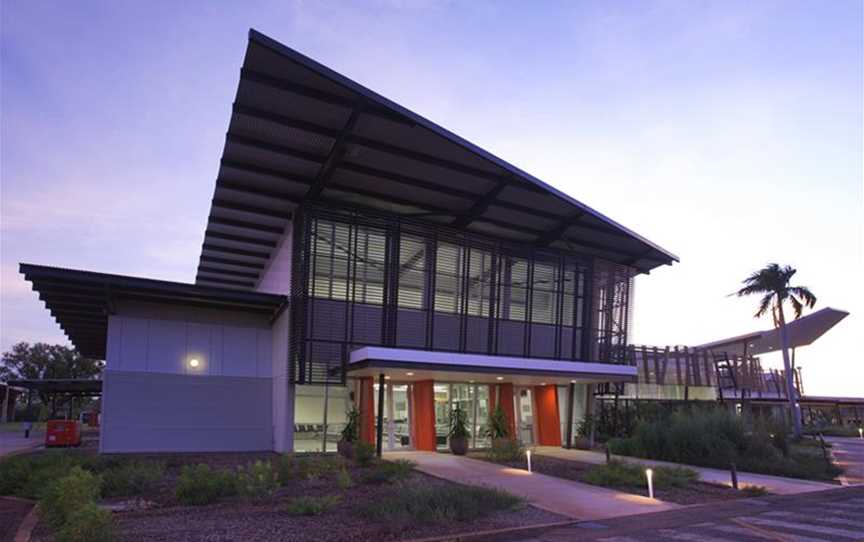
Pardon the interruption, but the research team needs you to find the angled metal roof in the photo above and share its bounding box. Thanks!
[194,29,678,289]
[697,307,850,357]
[19,263,287,359]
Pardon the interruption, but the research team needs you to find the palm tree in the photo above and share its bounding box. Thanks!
[735,263,816,439]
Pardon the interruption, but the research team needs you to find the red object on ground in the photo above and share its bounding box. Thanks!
[45,420,81,447]
[533,385,562,446]
[411,380,437,451]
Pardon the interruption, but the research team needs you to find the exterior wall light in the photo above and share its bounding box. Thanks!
[188,358,200,369]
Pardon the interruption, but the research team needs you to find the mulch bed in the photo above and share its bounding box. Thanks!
[0,497,35,542]
[468,453,759,505]
[27,451,565,542]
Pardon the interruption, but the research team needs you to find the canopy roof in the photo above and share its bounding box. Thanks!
[697,307,849,357]
[195,29,677,289]
[19,263,287,359]
[6,379,103,396]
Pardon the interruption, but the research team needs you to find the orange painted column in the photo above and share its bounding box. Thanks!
[357,377,375,445]
[411,380,437,451]
[497,383,517,440]
[534,385,562,446]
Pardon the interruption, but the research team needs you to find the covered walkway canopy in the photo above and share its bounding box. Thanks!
[193,29,677,290]
[697,307,849,357]
[347,346,637,386]
[6,379,103,397]
[20,263,288,359]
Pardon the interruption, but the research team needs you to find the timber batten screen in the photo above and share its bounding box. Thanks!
[290,206,634,385]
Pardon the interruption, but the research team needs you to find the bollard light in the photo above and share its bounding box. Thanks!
[859,427,863,440]
[645,468,654,499]
[526,449,532,473]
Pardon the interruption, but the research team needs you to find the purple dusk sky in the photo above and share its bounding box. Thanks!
[1,1,861,396]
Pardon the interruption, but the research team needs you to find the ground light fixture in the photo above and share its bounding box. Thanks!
[188,358,200,369]
[645,468,654,499]
[526,449,532,473]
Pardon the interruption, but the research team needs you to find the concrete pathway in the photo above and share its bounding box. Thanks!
[0,431,42,458]
[534,446,838,495]
[826,437,864,485]
[503,486,864,542]
[385,451,680,520]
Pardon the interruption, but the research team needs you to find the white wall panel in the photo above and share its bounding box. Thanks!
[222,326,258,377]
[147,320,187,373]
[119,318,148,372]
[100,371,272,453]
[186,323,213,376]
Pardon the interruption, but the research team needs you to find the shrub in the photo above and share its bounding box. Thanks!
[487,438,524,463]
[175,464,237,506]
[361,485,523,522]
[278,454,344,482]
[354,442,375,467]
[285,495,341,516]
[236,460,279,500]
[581,461,644,488]
[581,461,698,489]
[56,503,114,542]
[336,467,353,489]
[101,461,164,497]
[40,467,102,529]
[362,459,415,484]
[605,408,841,481]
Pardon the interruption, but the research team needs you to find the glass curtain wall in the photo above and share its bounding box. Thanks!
[293,207,627,386]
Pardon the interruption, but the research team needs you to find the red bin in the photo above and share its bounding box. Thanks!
[45,420,81,447]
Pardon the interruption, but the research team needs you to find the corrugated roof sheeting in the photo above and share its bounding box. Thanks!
[194,29,678,287]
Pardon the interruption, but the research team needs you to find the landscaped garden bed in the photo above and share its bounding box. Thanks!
[1,448,565,542]
[469,450,763,505]
[606,409,843,482]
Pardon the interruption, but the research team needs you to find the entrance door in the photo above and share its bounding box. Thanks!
[374,382,412,450]
[514,387,535,444]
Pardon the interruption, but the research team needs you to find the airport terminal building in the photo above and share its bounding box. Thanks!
[20,30,681,454]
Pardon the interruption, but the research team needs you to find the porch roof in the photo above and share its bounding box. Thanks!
[347,346,637,386]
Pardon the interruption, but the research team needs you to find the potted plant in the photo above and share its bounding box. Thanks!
[573,414,594,450]
[448,405,470,455]
[485,404,511,447]
[338,407,360,459]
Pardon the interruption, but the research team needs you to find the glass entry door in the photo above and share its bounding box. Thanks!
[514,387,535,445]
[374,382,412,451]
[434,383,491,450]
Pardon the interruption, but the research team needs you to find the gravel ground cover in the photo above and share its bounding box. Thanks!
[25,451,564,542]
[0,497,34,542]
[468,452,762,505]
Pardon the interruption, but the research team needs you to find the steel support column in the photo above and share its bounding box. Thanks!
[565,382,575,449]
[376,373,385,458]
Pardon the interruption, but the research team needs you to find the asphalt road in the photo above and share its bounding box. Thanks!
[502,486,864,542]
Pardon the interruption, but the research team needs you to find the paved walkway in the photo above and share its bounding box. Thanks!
[0,431,42,458]
[502,486,864,542]
[827,436,864,485]
[385,451,679,520]
[535,446,837,495]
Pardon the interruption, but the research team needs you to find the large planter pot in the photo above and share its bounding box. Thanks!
[337,439,354,459]
[449,436,469,455]
[573,437,592,450]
